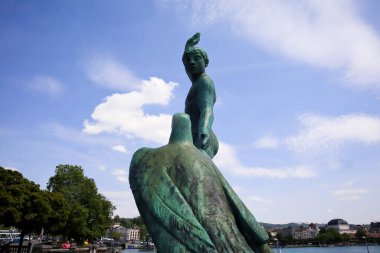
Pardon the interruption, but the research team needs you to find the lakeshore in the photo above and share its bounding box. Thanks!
[121,246,380,253]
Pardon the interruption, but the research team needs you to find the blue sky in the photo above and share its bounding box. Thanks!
[1,0,380,225]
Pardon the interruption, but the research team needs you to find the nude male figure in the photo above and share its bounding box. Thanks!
[182,33,219,158]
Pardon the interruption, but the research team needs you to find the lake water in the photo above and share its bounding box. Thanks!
[122,246,380,253]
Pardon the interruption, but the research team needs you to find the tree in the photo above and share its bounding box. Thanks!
[275,232,293,246]
[113,216,133,228]
[47,165,115,241]
[42,191,70,235]
[141,224,149,241]
[110,231,122,241]
[316,228,342,244]
[0,167,69,253]
[356,228,367,240]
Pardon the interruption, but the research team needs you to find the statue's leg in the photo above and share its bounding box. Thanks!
[182,159,255,252]
[199,213,256,253]
[215,168,272,253]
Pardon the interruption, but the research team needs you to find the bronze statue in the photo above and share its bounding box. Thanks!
[129,34,272,253]
[130,114,272,253]
[183,33,218,159]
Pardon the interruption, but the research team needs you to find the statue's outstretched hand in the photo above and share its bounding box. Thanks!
[185,32,200,49]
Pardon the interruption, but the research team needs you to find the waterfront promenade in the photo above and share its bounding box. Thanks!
[121,246,380,253]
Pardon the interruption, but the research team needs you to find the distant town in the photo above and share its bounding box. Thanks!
[1,166,379,250]
[1,217,379,251]
[105,217,380,248]
[264,219,380,244]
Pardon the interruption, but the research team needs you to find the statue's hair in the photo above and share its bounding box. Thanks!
[182,48,209,67]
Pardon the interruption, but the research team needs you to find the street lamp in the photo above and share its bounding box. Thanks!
[362,236,370,253]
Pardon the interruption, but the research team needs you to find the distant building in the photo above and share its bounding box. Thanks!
[276,223,319,240]
[268,228,280,237]
[291,224,319,240]
[107,225,140,242]
[370,222,380,233]
[126,228,140,241]
[326,218,356,235]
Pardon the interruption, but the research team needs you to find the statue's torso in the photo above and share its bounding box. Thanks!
[185,74,216,140]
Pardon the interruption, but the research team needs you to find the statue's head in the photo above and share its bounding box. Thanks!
[182,48,209,68]
[182,33,209,77]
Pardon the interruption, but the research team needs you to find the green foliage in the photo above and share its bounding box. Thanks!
[113,215,146,229]
[139,224,148,241]
[42,191,70,235]
[113,216,132,228]
[341,233,350,242]
[110,231,122,241]
[1,167,38,227]
[355,228,366,239]
[276,232,293,246]
[130,216,144,226]
[0,166,69,253]
[316,228,344,244]
[0,167,68,232]
[47,165,115,241]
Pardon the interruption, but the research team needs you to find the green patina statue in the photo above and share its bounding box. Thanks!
[129,33,272,253]
[129,113,272,253]
[183,33,218,159]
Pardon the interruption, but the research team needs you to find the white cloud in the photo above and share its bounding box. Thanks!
[83,77,177,144]
[85,56,141,90]
[98,165,107,172]
[214,142,316,178]
[112,169,129,183]
[333,187,368,201]
[343,180,356,188]
[27,75,63,96]
[101,190,140,217]
[112,145,128,154]
[254,135,279,149]
[163,0,380,89]
[286,113,380,155]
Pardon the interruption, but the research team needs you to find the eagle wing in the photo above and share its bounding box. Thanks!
[129,148,217,253]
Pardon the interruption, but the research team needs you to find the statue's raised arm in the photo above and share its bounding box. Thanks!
[185,32,200,51]
[182,32,218,158]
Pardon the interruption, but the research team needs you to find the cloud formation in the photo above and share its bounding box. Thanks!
[333,187,368,201]
[85,56,141,90]
[214,142,316,178]
[112,169,129,183]
[254,135,279,149]
[286,113,380,155]
[112,145,128,154]
[84,77,177,144]
[164,0,380,89]
[27,75,63,96]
